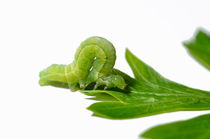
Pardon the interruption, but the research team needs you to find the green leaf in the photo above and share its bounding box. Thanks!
[84,49,210,119]
[184,29,210,70]
[140,113,210,139]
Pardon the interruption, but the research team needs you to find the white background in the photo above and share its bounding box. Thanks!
[0,0,210,139]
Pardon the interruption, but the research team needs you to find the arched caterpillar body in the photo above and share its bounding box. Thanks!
[39,36,127,91]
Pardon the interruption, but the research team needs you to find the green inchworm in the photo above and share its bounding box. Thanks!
[39,36,127,91]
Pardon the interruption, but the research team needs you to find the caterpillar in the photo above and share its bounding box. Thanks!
[39,36,127,91]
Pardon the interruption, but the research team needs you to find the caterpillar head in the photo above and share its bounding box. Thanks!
[39,64,69,88]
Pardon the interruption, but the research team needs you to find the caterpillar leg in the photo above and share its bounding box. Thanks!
[94,75,127,90]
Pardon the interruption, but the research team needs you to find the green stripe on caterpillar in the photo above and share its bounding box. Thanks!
[39,36,127,91]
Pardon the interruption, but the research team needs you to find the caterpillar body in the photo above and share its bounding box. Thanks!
[39,36,126,91]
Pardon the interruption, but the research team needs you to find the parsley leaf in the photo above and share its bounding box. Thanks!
[84,49,210,119]
[184,29,210,70]
[140,113,210,139]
